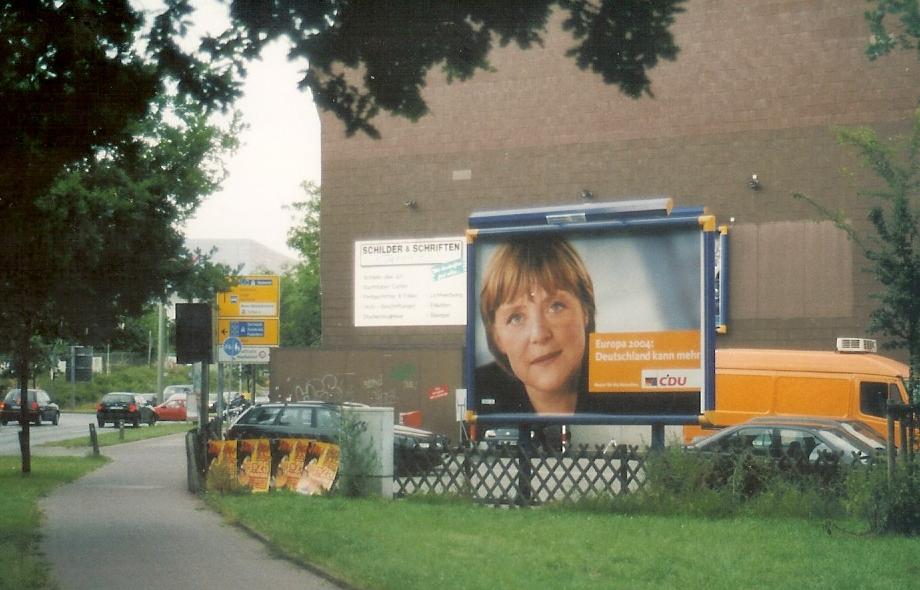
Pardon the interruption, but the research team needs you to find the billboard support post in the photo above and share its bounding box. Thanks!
[651,424,665,450]
[517,426,533,505]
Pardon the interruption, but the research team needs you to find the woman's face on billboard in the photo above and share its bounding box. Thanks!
[492,286,587,411]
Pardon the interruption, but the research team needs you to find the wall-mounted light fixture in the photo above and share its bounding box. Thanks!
[748,174,760,190]
[580,189,594,200]
[404,200,418,210]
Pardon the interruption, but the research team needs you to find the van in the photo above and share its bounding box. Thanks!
[684,341,911,446]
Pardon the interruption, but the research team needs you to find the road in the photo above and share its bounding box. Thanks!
[40,433,345,590]
[0,412,105,455]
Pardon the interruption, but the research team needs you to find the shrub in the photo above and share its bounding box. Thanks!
[41,364,192,407]
[601,448,849,520]
[846,462,920,535]
[334,412,379,498]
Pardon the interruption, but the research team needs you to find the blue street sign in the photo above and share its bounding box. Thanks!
[230,321,265,338]
[222,336,243,358]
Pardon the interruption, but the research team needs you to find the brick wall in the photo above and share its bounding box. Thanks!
[317,0,919,359]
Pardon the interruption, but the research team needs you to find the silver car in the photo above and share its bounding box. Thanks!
[686,416,885,464]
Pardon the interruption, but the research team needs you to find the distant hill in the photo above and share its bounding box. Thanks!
[186,239,297,274]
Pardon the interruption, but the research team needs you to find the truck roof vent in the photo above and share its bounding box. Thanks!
[836,337,877,353]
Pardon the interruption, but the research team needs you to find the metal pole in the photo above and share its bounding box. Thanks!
[69,345,76,409]
[199,362,210,475]
[887,403,897,481]
[156,302,165,403]
[216,362,224,435]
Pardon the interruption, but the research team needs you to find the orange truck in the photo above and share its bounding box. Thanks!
[684,339,912,445]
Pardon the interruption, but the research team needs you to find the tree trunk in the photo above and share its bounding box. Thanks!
[18,332,31,474]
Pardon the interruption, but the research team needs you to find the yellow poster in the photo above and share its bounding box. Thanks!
[296,442,340,496]
[274,439,310,491]
[207,439,238,473]
[589,330,702,393]
[238,438,272,493]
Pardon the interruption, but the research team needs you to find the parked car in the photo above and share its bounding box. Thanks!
[686,416,884,465]
[96,392,158,428]
[154,397,187,422]
[478,425,569,452]
[138,393,158,407]
[225,401,449,475]
[0,388,60,426]
[163,384,192,402]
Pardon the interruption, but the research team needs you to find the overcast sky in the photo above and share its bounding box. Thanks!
[183,39,321,259]
[136,0,321,259]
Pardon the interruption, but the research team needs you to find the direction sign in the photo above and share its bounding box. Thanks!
[218,345,272,364]
[217,318,279,346]
[230,321,264,338]
[217,275,280,318]
[222,336,243,358]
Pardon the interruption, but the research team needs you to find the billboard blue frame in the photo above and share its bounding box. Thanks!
[465,199,718,427]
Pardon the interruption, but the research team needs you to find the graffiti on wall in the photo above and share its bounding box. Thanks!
[270,348,462,437]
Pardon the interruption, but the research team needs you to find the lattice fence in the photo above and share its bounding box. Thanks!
[395,444,647,505]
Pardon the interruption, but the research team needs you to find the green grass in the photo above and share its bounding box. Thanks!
[0,456,106,590]
[206,493,920,590]
[44,422,192,449]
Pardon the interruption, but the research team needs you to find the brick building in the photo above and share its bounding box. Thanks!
[272,1,919,437]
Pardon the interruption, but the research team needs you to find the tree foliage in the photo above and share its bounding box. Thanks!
[0,94,240,355]
[791,3,920,400]
[794,111,920,399]
[865,0,920,62]
[281,182,322,347]
[210,0,686,137]
[0,0,238,215]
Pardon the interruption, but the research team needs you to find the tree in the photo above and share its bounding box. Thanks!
[791,3,920,400]
[794,113,920,401]
[281,182,322,347]
[0,91,239,471]
[0,0,238,216]
[209,0,687,137]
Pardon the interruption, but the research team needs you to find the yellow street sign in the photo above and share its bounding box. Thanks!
[217,318,280,347]
[217,275,280,318]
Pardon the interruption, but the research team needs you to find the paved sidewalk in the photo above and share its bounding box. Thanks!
[41,434,345,590]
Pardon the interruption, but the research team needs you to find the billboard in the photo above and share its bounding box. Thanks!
[467,200,716,423]
[354,237,466,327]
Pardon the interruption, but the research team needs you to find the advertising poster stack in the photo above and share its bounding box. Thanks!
[207,438,340,495]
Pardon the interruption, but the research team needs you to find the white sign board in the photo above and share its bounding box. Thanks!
[354,237,467,327]
[217,345,272,364]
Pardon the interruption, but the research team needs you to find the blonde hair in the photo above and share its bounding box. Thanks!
[479,235,596,375]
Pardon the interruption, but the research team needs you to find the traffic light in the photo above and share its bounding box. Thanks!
[175,303,212,364]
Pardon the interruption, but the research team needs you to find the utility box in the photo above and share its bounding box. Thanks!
[343,406,394,498]
[67,346,93,383]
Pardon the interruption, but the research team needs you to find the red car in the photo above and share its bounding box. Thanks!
[154,397,187,421]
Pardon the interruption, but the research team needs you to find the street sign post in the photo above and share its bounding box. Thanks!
[216,274,281,399]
